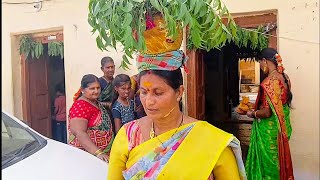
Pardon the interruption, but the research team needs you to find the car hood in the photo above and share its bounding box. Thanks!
[2,139,108,180]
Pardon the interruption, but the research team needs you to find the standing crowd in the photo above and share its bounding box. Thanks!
[67,56,144,162]
[56,47,293,180]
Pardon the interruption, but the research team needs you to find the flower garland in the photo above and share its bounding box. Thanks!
[274,53,285,73]
[73,88,82,102]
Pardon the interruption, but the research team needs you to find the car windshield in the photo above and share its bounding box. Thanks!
[2,112,45,168]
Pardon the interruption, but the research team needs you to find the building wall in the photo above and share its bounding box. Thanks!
[224,0,319,179]
[2,0,319,179]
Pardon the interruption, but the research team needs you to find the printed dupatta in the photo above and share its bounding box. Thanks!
[261,76,294,180]
[122,121,247,180]
[122,124,195,179]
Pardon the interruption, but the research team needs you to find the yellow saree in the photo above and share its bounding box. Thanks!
[108,121,246,180]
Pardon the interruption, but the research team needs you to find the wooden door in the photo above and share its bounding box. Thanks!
[186,49,205,120]
[27,55,52,137]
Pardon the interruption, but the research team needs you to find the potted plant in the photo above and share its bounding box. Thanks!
[88,0,268,69]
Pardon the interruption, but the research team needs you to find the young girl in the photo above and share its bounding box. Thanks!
[111,74,136,134]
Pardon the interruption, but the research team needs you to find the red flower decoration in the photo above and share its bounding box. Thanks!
[73,88,82,102]
[145,14,156,30]
[277,66,285,73]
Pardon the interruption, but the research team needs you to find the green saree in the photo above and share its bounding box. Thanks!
[246,76,294,180]
[98,77,115,103]
[246,104,292,180]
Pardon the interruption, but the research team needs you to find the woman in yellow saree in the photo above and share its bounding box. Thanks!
[108,51,247,180]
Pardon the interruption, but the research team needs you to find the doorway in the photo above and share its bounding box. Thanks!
[21,31,65,139]
[186,11,277,162]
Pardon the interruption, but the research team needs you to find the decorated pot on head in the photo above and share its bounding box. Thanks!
[137,14,188,73]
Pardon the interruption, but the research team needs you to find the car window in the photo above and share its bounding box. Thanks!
[2,112,46,169]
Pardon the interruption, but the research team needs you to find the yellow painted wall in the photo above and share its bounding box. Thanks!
[224,0,319,179]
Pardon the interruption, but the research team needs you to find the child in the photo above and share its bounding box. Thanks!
[111,74,136,134]
[52,84,67,143]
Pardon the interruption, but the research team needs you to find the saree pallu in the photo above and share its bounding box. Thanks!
[245,105,292,180]
[108,121,247,180]
[98,78,115,103]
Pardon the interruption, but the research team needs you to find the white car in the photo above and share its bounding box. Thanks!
[2,111,108,180]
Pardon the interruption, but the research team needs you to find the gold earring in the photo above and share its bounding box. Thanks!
[263,66,268,73]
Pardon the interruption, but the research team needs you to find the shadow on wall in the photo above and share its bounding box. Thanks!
[294,169,319,180]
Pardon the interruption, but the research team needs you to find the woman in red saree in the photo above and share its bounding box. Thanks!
[245,48,294,180]
[68,74,114,162]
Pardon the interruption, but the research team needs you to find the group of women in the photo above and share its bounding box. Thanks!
[67,48,294,180]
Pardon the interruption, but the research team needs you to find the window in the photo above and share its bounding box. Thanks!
[2,112,46,169]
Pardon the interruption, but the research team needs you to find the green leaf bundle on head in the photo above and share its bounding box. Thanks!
[88,0,269,69]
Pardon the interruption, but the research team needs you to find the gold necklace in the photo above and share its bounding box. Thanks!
[150,115,184,146]
[269,69,277,75]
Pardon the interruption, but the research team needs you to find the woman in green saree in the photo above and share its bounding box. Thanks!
[245,48,294,180]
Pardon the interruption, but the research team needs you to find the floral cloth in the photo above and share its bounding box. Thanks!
[68,99,114,154]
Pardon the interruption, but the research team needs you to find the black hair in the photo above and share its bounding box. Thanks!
[259,48,293,108]
[81,74,99,89]
[139,68,184,111]
[111,74,131,105]
[259,48,278,65]
[112,74,131,87]
[101,56,114,68]
[55,83,65,94]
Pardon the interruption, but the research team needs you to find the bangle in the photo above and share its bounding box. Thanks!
[254,110,258,118]
[94,149,103,156]
[96,151,105,156]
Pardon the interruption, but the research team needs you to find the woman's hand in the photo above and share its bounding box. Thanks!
[96,153,109,163]
[246,110,255,118]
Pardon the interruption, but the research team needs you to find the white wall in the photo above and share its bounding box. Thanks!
[224,0,319,179]
[2,0,137,117]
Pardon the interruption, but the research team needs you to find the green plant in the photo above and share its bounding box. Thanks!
[88,0,269,68]
[19,35,44,59]
[19,35,64,59]
[89,1,235,55]
[48,41,64,59]
[234,25,269,51]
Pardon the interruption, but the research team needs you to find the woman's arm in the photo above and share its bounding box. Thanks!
[211,147,241,180]
[114,118,122,134]
[112,108,122,134]
[108,127,129,180]
[70,118,108,161]
[247,107,272,119]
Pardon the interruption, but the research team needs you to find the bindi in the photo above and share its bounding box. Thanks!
[143,81,152,88]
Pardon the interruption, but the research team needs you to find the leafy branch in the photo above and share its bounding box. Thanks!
[19,35,64,60]
[88,0,269,69]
